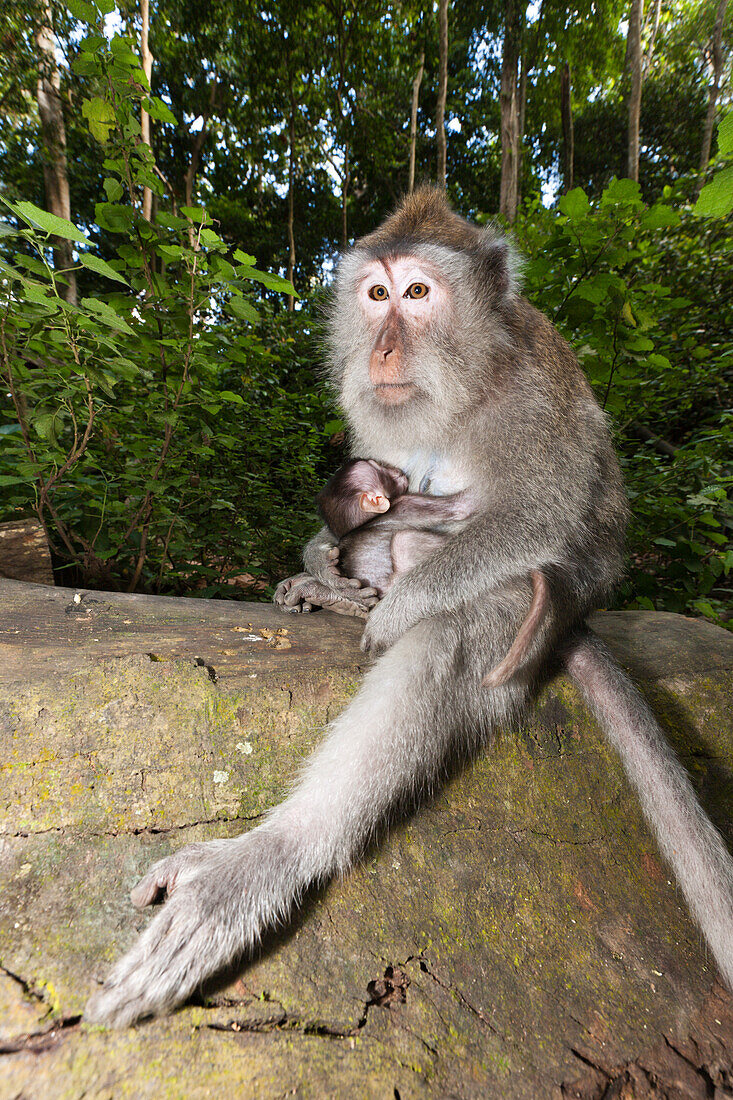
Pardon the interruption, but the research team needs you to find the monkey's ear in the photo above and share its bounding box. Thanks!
[360,491,390,514]
[476,234,521,303]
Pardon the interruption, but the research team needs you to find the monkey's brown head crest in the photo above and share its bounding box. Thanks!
[358,185,484,256]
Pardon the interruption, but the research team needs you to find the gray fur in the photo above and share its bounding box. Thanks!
[86,188,733,1027]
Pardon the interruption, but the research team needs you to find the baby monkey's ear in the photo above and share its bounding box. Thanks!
[359,491,391,514]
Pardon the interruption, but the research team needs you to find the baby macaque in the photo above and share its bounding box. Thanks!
[317,458,470,597]
[317,458,548,687]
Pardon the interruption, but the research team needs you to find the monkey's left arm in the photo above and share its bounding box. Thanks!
[361,506,562,656]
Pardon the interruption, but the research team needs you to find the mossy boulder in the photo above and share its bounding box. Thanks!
[1,578,732,1098]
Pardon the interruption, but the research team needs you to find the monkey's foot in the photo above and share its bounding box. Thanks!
[273,571,377,618]
[85,837,271,1028]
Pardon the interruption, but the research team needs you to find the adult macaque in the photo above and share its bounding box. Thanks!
[86,187,733,1027]
[317,457,549,687]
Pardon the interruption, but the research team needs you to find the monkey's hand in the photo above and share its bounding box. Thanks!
[274,528,379,617]
[274,570,378,619]
[302,529,377,596]
[84,834,278,1028]
[360,592,408,656]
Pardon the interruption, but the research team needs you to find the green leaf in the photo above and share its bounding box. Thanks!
[693,167,733,218]
[81,297,136,333]
[13,202,89,244]
[82,97,116,142]
[218,391,245,404]
[34,412,59,444]
[0,221,17,237]
[181,206,206,223]
[72,52,99,76]
[95,202,133,233]
[24,283,57,307]
[558,188,590,219]
[79,253,129,285]
[155,212,189,229]
[601,177,643,206]
[103,178,124,202]
[227,295,259,323]
[145,97,177,124]
[109,36,139,65]
[718,111,733,157]
[200,228,223,247]
[642,205,680,230]
[96,0,115,13]
[245,268,298,296]
[233,249,256,266]
[67,0,98,22]
[0,476,29,486]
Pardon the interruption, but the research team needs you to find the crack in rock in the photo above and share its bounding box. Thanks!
[5,812,263,841]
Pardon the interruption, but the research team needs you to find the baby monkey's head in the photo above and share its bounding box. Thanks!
[317,459,409,539]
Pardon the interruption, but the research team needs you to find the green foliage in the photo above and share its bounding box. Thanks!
[694,111,733,219]
[0,0,730,628]
[0,10,336,598]
[517,178,732,626]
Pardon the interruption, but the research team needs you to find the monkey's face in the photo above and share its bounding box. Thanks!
[327,234,518,451]
[355,257,450,407]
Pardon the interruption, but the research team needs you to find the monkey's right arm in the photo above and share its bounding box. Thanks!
[361,504,566,655]
[273,527,379,617]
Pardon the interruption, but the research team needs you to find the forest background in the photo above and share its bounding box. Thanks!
[0,0,731,624]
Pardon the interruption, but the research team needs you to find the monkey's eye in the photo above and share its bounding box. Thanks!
[404,282,429,299]
[368,285,389,301]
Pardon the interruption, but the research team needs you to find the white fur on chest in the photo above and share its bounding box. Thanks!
[379,449,469,496]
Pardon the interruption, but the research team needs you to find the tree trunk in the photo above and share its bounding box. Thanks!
[341,143,350,251]
[517,54,528,203]
[408,51,425,193]
[182,77,216,222]
[499,0,522,222]
[560,62,574,194]
[697,0,729,194]
[35,0,76,305]
[140,0,153,222]
[436,0,448,189]
[626,0,644,183]
[643,0,662,76]
[287,100,296,311]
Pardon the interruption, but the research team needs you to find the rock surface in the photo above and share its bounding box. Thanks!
[0,578,732,1099]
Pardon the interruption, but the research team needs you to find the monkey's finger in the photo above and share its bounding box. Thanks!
[273,573,312,605]
[325,567,364,590]
[129,842,218,908]
[329,603,370,620]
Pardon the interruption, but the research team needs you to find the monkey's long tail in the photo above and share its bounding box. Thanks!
[565,626,733,990]
[483,569,549,688]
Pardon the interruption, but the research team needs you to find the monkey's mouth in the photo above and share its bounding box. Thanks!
[373,382,415,406]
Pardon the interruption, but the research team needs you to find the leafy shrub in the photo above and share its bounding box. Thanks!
[516,177,732,625]
[0,9,337,597]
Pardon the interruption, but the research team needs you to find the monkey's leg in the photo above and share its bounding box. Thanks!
[85,598,531,1029]
[390,529,446,576]
[566,628,733,991]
